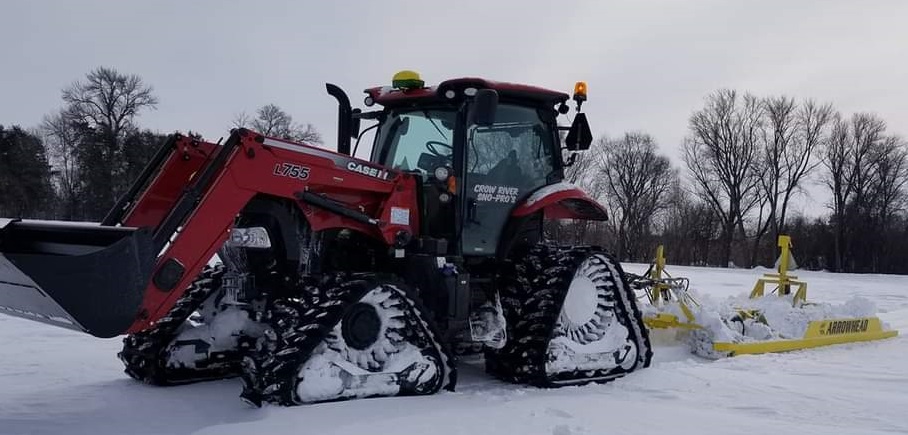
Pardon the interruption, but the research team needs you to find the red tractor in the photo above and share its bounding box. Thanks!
[0,72,651,406]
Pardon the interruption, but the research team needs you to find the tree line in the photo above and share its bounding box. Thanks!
[549,89,908,274]
[3,67,906,274]
[0,66,321,222]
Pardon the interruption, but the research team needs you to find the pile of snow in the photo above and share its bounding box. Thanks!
[676,289,886,358]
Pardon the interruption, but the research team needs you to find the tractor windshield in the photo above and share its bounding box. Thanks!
[376,109,456,174]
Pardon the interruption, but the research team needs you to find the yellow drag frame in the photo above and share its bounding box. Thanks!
[632,237,898,356]
[712,235,898,356]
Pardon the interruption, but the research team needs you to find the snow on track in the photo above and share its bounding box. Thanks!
[2,264,907,435]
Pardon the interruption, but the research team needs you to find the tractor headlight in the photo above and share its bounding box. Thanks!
[434,166,452,182]
[226,227,272,249]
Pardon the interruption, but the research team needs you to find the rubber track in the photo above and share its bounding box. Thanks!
[486,244,653,386]
[240,273,456,406]
[118,264,241,385]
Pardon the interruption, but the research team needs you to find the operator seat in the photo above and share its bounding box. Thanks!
[486,150,523,184]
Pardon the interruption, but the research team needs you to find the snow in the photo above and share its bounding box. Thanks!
[693,293,881,344]
[562,274,597,325]
[2,264,907,435]
[169,307,263,369]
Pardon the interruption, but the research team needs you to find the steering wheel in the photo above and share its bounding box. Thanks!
[425,140,453,157]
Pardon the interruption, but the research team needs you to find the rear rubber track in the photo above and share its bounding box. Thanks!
[240,273,456,406]
[486,244,652,386]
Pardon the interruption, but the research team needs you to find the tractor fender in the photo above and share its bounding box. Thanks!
[512,182,608,221]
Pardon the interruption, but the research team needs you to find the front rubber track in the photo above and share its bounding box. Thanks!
[240,273,456,406]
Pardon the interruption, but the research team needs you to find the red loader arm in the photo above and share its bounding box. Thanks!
[0,129,419,337]
[128,129,420,333]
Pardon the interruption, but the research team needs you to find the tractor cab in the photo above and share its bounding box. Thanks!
[330,71,595,257]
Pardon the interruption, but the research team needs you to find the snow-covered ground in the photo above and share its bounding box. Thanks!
[1,264,906,435]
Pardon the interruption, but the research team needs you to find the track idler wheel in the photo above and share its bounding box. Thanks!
[241,275,455,406]
[118,265,247,385]
[487,245,652,386]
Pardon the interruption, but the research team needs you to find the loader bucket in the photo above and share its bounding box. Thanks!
[0,219,155,338]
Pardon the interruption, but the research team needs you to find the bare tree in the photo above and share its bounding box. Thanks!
[872,136,908,226]
[40,111,85,218]
[750,95,797,263]
[824,115,851,271]
[864,135,908,270]
[822,112,887,271]
[751,97,833,264]
[656,183,721,266]
[62,66,157,139]
[783,99,834,232]
[233,104,322,144]
[294,123,321,144]
[563,144,600,186]
[683,89,764,267]
[232,112,252,131]
[599,132,675,261]
[251,104,292,137]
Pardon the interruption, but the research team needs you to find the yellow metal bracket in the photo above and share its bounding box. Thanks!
[639,245,701,330]
[749,235,807,306]
[649,245,670,305]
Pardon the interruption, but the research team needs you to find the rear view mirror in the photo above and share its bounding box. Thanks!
[469,89,498,126]
[565,113,592,151]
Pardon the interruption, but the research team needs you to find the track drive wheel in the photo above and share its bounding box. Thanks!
[241,274,455,406]
[487,245,652,386]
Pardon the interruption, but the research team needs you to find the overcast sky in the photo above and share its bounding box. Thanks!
[3,0,907,213]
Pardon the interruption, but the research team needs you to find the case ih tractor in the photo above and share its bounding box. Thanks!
[0,72,651,406]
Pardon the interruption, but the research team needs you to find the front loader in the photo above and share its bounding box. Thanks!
[0,72,652,406]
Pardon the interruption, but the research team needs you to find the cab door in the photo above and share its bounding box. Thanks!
[373,109,459,242]
[461,104,557,256]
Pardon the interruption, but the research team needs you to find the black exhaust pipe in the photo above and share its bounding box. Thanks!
[326,83,353,156]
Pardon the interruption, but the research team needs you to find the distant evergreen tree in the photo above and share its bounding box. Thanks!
[123,130,168,186]
[0,125,55,218]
